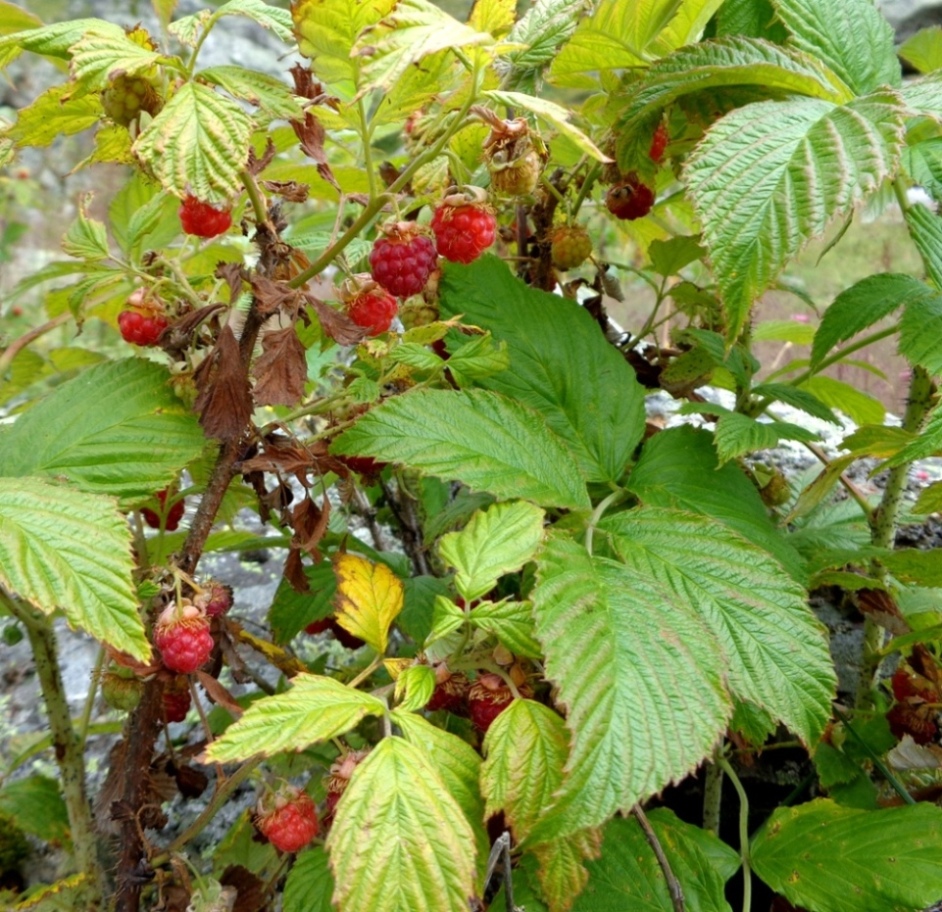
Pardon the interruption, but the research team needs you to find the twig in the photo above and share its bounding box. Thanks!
[702,760,724,837]
[632,804,685,912]
[483,831,520,912]
[0,311,71,378]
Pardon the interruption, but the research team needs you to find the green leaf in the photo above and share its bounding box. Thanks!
[357,0,493,96]
[882,549,942,588]
[393,710,486,844]
[617,37,850,135]
[69,29,164,89]
[205,674,386,762]
[483,90,611,161]
[0,359,205,505]
[445,334,510,385]
[752,383,840,424]
[268,562,337,644]
[903,202,942,290]
[6,83,101,148]
[751,799,942,912]
[470,599,542,659]
[713,412,788,464]
[327,737,477,912]
[571,811,739,911]
[482,699,569,843]
[900,26,942,74]
[0,477,148,661]
[753,319,816,344]
[772,0,900,95]
[627,427,806,582]
[212,0,295,42]
[0,775,70,844]
[439,257,646,485]
[900,295,942,376]
[292,0,397,86]
[529,829,602,912]
[61,196,110,260]
[0,17,124,64]
[331,388,590,511]
[649,235,705,276]
[132,81,253,201]
[527,533,731,839]
[503,0,584,80]
[799,376,885,426]
[199,66,303,120]
[438,501,545,601]
[914,481,942,515]
[426,595,465,646]
[811,273,931,367]
[601,507,835,744]
[469,0,515,36]
[716,0,785,40]
[901,72,942,124]
[393,664,435,712]
[684,91,905,341]
[0,2,42,36]
[282,848,334,912]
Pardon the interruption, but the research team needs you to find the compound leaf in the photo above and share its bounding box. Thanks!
[600,507,835,744]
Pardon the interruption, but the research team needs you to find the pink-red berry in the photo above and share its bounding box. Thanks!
[649,121,668,164]
[305,616,365,650]
[431,201,496,264]
[347,287,399,335]
[468,673,515,735]
[256,788,319,853]
[154,602,214,675]
[323,749,369,826]
[196,580,233,618]
[142,488,185,531]
[179,196,232,238]
[425,665,471,715]
[606,175,656,221]
[369,223,438,298]
[118,309,168,346]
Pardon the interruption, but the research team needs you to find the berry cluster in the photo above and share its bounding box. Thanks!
[179,196,232,238]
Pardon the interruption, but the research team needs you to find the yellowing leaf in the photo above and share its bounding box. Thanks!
[332,553,403,654]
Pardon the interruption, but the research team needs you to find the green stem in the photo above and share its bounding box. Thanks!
[76,647,106,755]
[0,312,71,379]
[241,168,272,230]
[288,90,480,291]
[858,366,935,705]
[585,489,623,556]
[718,756,751,912]
[5,595,105,905]
[833,708,915,804]
[357,95,378,201]
[702,760,724,836]
[775,325,897,389]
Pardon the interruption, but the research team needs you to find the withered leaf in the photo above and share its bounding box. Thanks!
[283,549,309,593]
[246,138,276,176]
[291,494,331,559]
[194,326,254,440]
[249,274,302,318]
[216,262,246,305]
[221,866,270,912]
[856,587,909,636]
[261,180,309,203]
[253,325,307,407]
[237,435,326,478]
[307,294,369,345]
[196,670,244,718]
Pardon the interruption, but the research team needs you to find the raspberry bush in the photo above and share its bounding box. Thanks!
[2,2,942,911]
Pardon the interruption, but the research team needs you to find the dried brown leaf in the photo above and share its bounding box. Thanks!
[261,180,309,203]
[194,326,253,440]
[216,262,246,304]
[252,325,307,406]
[249,275,302,318]
[247,138,276,176]
[221,866,270,912]
[196,670,244,718]
[307,295,369,345]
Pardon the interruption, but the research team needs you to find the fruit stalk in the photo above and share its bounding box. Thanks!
[4,595,106,907]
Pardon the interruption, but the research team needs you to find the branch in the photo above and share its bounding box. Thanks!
[632,804,685,912]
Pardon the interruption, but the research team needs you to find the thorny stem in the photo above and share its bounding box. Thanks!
[632,804,685,912]
[717,756,752,912]
[77,646,106,755]
[4,594,106,907]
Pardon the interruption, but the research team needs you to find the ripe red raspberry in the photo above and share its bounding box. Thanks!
[606,175,656,221]
[649,121,669,164]
[468,673,516,735]
[142,488,185,531]
[118,308,168,346]
[162,677,192,723]
[891,666,937,703]
[179,196,232,238]
[323,749,370,826]
[256,787,319,853]
[154,602,214,675]
[343,280,399,335]
[369,222,438,298]
[196,580,233,618]
[549,224,593,270]
[426,665,471,715]
[101,73,162,127]
[431,198,496,264]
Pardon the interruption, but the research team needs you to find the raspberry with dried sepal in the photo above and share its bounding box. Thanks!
[154,601,214,675]
[179,196,232,238]
[606,175,655,221]
[256,787,319,853]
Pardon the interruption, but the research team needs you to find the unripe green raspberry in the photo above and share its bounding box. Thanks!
[101,74,162,127]
[550,224,593,270]
[101,667,143,712]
